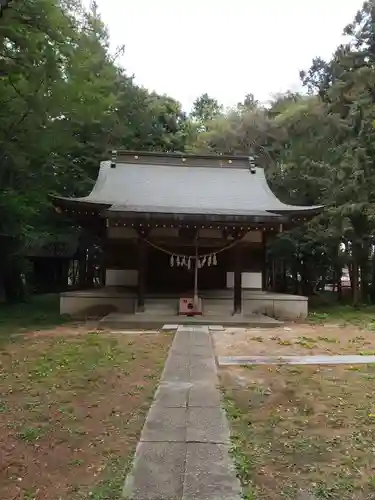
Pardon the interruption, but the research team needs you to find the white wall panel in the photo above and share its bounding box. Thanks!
[226,272,262,289]
[106,269,138,286]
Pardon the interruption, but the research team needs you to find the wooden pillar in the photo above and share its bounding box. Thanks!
[271,255,276,292]
[233,244,242,315]
[98,220,107,287]
[137,237,147,312]
[262,231,267,291]
[78,230,89,287]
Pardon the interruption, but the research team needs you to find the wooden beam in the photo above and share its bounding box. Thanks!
[134,237,262,248]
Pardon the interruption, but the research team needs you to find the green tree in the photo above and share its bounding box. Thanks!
[191,97,283,170]
[0,0,82,300]
[237,93,259,113]
[191,93,222,123]
[268,0,375,303]
[0,0,193,300]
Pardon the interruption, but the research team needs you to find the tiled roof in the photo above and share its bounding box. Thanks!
[52,153,323,217]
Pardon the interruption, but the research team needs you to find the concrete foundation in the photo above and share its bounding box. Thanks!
[60,287,135,316]
[98,312,282,329]
[60,287,308,321]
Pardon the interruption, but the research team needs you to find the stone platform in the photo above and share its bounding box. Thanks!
[60,287,308,321]
[122,325,242,500]
[99,312,282,330]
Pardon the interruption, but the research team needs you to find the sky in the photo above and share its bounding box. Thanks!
[90,0,365,111]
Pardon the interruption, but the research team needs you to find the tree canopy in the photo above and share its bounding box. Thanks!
[185,0,375,303]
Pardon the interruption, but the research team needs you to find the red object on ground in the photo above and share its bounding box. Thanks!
[179,297,203,316]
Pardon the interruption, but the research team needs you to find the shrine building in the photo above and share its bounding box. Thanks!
[52,151,323,324]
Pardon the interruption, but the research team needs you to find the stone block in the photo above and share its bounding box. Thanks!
[208,325,224,331]
[189,344,214,357]
[273,298,308,320]
[164,353,191,369]
[141,405,187,442]
[161,324,179,331]
[190,354,216,368]
[189,332,212,346]
[122,441,186,499]
[162,355,191,383]
[183,443,242,500]
[189,357,218,383]
[188,384,221,408]
[177,325,209,333]
[187,408,229,444]
[170,342,191,355]
[154,381,190,408]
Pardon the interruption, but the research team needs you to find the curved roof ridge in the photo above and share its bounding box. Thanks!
[256,167,323,213]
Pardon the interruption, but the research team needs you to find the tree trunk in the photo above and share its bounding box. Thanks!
[360,263,369,303]
[336,271,343,302]
[370,251,375,303]
[86,246,95,287]
[271,256,276,292]
[294,271,299,294]
[280,259,287,293]
[360,241,370,303]
[78,248,87,287]
[3,264,25,303]
[333,249,343,301]
[0,235,26,303]
[352,260,360,305]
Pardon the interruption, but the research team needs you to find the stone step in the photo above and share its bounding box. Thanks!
[140,306,177,316]
[99,312,283,330]
[203,305,233,316]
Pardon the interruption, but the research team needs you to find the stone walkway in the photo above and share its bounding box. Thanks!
[122,325,242,500]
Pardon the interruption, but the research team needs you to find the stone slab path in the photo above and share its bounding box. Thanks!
[219,354,375,366]
[122,325,242,500]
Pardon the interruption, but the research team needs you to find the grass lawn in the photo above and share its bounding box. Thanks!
[308,294,375,328]
[0,294,68,341]
[0,329,171,500]
[309,305,375,329]
[221,364,375,500]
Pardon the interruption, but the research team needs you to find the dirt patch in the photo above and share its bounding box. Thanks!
[213,324,375,357]
[0,329,171,500]
[26,324,162,338]
[221,363,375,499]
[22,322,98,338]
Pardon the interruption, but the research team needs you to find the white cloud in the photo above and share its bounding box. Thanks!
[89,0,364,110]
